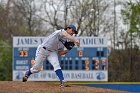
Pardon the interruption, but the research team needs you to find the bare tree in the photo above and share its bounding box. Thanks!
[35,0,65,34]
[11,0,43,35]
[0,0,12,40]
[62,0,116,37]
[36,0,114,37]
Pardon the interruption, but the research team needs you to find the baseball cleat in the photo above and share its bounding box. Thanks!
[60,84,71,87]
[22,76,28,82]
[59,81,71,87]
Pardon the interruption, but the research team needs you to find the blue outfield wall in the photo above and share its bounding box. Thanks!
[72,82,140,92]
[82,84,140,92]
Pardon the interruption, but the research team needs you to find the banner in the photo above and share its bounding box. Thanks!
[13,70,108,81]
[13,37,107,47]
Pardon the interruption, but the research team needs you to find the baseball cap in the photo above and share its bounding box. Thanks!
[67,24,78,34]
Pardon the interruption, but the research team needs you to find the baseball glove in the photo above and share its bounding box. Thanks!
[64,41,75,50]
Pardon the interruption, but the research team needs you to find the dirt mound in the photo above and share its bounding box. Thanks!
[0,81,128,93]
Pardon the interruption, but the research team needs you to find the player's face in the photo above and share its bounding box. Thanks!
[67,28,75,36]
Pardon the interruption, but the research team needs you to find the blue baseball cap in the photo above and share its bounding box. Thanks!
[67,24,78,34]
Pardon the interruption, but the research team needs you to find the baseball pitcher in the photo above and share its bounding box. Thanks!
[22,24,80,87]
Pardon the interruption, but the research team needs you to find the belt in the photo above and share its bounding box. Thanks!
[42,47,52,52]
[43,47,46,50]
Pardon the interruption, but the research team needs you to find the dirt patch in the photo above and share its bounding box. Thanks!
[0,81,128,93]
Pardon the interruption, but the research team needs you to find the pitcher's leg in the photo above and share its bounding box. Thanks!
[31,52,46,72]
[23,46,46,82]
[47,52,64,80]
[47,52,70,87]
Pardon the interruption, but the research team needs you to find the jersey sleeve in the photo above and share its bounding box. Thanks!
[59,29,66,38]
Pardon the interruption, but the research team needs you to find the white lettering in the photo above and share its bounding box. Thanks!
[16,66,29,70]
[16,60,28,65]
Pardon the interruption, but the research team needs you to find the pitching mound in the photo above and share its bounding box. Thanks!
[0,81,128,93]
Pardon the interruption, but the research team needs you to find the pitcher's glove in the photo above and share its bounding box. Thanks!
[64,41,75,50]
